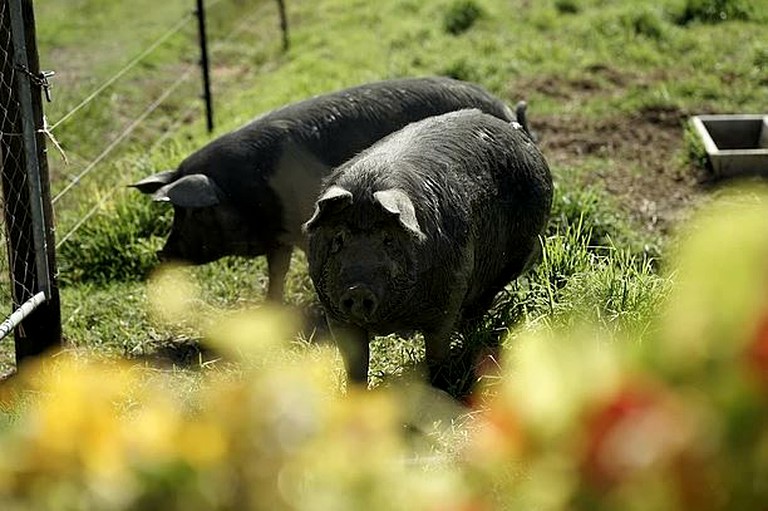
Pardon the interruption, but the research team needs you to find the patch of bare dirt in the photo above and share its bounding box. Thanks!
[537,104,700,236]
[515,65,704,238]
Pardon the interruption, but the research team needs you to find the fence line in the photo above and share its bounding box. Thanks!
[49,0,234,135]
[1,0,291,369]
[55,65,198,246]
[48,12,195,132]
[52,64,197,207]
[52,0,269,209]
[53,0,263,330]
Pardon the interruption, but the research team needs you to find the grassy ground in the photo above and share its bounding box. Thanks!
[1,0,766,388]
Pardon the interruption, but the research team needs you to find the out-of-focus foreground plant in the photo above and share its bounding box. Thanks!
[2,186,768,510]
[467,185,768,510]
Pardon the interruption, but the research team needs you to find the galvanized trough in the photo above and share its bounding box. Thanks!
[690,114,768,177]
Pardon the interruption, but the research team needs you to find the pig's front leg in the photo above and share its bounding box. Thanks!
[423,294,466,393]
[423,255,472,394]
[266,244,293,302]
[328,319,370,386]
[423,324,458,393]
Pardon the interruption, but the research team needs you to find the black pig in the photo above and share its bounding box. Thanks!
[131,77,528,301]
[305,109,552,394]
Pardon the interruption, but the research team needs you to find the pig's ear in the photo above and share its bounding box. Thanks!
[373,189,425,240]
[129,170,176,194]
[152,174,223,208]
[303,185,353,232]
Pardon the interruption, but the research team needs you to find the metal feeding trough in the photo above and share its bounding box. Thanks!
[690,114,768,178]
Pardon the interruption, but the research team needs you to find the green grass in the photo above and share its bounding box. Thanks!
[1,0,764,381]
[442,0,485,35]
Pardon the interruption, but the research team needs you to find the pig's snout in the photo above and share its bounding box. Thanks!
[340,285,378,322]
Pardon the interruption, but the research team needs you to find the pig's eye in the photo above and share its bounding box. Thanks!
[330,232,345,253]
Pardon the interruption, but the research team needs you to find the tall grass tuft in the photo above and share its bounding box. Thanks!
[554,0,580,15]
[442,0,483,35]
[620,7,667,39]
[682,119,711,174]
[674,0,758,25]
[57,191,170,286]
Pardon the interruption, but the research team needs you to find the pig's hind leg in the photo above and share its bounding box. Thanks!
[266,244,293,302]
[426,326,496,399]
[423,326,460,395]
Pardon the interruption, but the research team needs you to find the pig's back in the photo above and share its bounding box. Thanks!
[251,77,514,167]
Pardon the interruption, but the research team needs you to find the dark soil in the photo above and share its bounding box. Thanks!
[515,65,708,239]
[537,105,701,237]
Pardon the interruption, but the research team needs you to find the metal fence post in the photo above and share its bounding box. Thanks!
[276,0,289,51]
[195,0,214,133]
[0,0,61,363]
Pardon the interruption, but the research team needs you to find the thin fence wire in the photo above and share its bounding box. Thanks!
[48,0,253,214]
[48,0,231,136]
[51,0,269,212]
[51,64,197,207]
[48,12,195,132]
[138,1,270,154]
[55,64,197,248]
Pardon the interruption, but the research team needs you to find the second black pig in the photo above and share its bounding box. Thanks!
[305,109,552,394]
[131,77,528,301]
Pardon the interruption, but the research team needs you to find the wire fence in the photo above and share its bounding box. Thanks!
[0,0,289,372]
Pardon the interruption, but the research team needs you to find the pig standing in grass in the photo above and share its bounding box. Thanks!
[304,109,552,394]
[131,77,529,301]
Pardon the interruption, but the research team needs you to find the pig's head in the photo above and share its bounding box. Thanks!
[304,185,426,328]
[131,171,262,264]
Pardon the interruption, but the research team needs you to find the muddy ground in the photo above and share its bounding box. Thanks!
[538,105,699,237]
[515,65,710,240]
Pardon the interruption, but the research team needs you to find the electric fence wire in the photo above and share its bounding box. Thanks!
[144,0,264,151]
[48,12,195,132]
[49,0,244,206]
[55,64,197,248]
[54,0,264,248]
[56,0,247,329]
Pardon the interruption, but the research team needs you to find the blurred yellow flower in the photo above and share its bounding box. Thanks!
[147,264,199,325]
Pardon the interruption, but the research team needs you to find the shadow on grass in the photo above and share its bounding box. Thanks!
[126,303,334,370]
[126,336,221,369]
